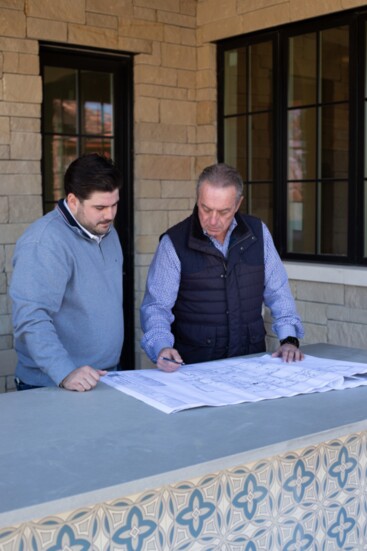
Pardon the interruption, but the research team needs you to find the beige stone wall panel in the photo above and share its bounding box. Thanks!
[135,208,169,234]
[0,8,25,38]
[4,52,39,74]
[118,36,152,54]
[196,125,216,143]
[9,195,42,222]
[135,179,161,198]
[135,65,178,86]
[5,244,14,272]
[290,0,343,21]
[136,197,189,210]
[197,44,216,70]
[0,37,38,53]
[157,10,195,28]
[68,24,118,49]
[161,179,195,198]
[26,0,85,23]
[135,122,187,143]
[195,155,217,175]
[197,0,237,26]
[136,154,192,180]
[164,25,196,46]
[0,145,9,158]
[197,100,216,125]
[0,0,23,8]
[135,96,159,123]
[197,68,216,89]
[239,0,289,13]
[0,101,40,117]
[86,12,118,30]
[0,197,8,223]
[133,6,156,21]
[3,74,41,103]
[160,98,196,125]
[135,234,161,254]
[177,69,196,90]
[240,2,290,33]
[10,116,40,132]
[0,222,29,243]
[0,173,41,197]
[135,140,163,154]
[163,141,215,156]
[0,116,9,143]
[198,16,244,44]
[180,0,196,17]
[135,0,179,12]
[196,88,216,101]
[161,43,196,70]
[136,42,162,66]
[136,83,188,101]
[342,0,367,7]
[180,27,196,46]
[86,0,133,16]
[0,160,40,174]
[10,131,41,159]
[118,17,164,41]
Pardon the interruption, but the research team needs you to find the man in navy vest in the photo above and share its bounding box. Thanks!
[140,163,304,371]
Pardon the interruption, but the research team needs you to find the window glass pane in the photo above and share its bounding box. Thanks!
[251,112,272,180]
[250,41,272,111]
[247,183,273,229]
[224,48,246,116]
[43,135,77,211]
[321,26,349,103]
[80,71,114,136]
[288,107,316,180]
[224,116,247,177]
[81,137,113,158]
[43,66,77,134]
[288,33,317,107]
[287,182,316,253]
[321,104,349,179]
[320,181,347,255]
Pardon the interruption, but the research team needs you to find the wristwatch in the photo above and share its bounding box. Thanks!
[279,336,300,348]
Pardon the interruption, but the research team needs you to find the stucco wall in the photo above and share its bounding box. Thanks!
[1,0,367,391]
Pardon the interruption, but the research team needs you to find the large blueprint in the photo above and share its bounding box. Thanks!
[101,354,367,414]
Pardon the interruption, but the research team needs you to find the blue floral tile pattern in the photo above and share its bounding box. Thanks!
[1,432,367,550]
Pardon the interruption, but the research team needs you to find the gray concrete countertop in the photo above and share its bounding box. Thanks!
[1,343,367,527]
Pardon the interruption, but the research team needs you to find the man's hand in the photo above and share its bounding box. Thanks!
[60,365,107,391]
[156,347,184,372]
[272,344,304,363]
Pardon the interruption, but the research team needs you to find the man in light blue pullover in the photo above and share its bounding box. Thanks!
[10,153,124,392]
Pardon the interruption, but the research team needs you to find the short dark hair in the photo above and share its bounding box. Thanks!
[197,163,244,202]
[64,153,122,200]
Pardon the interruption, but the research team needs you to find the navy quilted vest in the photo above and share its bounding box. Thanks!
[165,207,266,364]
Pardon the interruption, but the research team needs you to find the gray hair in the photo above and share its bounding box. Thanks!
[197,163,244,202]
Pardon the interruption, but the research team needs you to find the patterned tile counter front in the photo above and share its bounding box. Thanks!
[1,344,367,550]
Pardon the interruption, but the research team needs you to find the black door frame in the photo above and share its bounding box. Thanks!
[40,42,135,369]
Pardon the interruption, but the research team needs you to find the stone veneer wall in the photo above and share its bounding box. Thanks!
[1,0,367,391]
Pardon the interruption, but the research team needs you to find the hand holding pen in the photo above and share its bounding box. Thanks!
[157,347,185,372]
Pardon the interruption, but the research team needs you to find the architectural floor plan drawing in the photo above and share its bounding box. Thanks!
[101,354,367,414]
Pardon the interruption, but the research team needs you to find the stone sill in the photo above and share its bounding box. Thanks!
[284,262,367,288]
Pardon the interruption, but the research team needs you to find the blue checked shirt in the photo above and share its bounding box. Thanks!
[140,219,304,362]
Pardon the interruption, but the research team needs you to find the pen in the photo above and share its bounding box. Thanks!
[161,357,185,365]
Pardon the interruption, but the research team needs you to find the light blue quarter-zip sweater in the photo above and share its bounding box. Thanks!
[10,200,124,387]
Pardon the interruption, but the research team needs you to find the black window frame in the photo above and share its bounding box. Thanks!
[217,8,367,266]
[40,43,135,369]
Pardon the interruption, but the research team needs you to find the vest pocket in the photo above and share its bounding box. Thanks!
[174,323,223,364]
[247,319,266,354]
